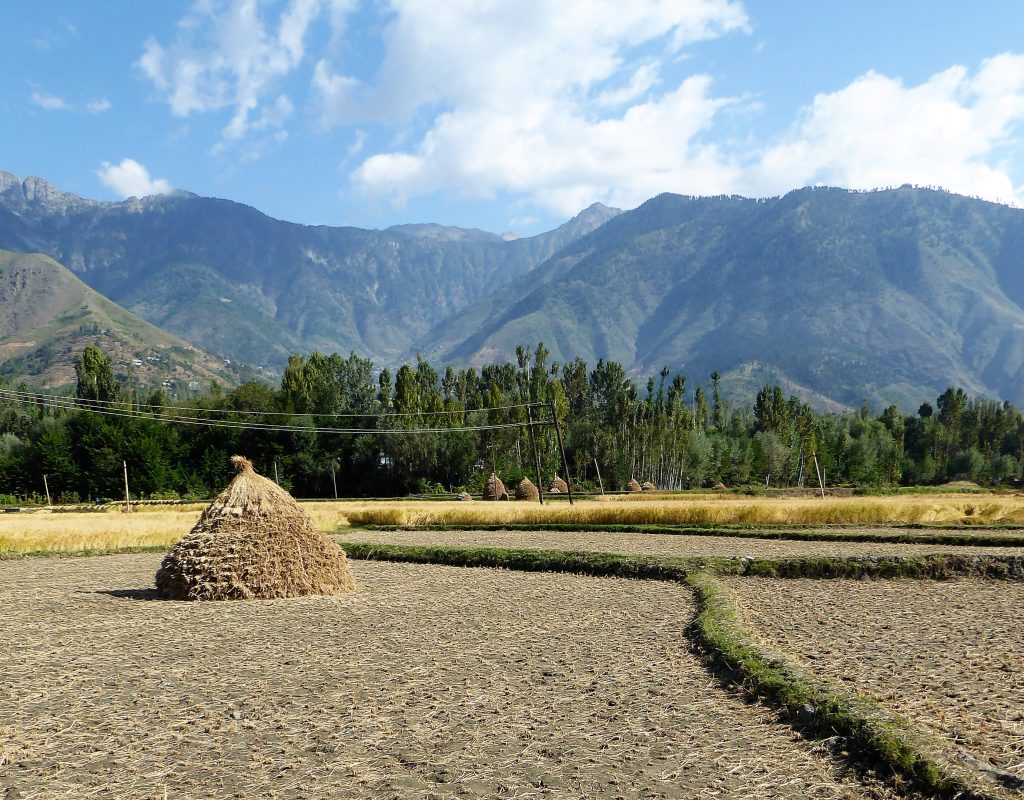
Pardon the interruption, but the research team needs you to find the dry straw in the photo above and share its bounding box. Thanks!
[515,477,540,501]
[641,481,656,493]
[549,476,569,493]
[483,472,509,501]
[627,479,642,492]
[155,456,356,600]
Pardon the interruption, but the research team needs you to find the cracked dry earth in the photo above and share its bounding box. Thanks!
[726,577,1024,783]
[2,554,898,800]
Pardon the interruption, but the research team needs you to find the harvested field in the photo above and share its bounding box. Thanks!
[726,576,1024,782]
[334,494,1024,527]
[338,528,1024,559]
[0,553,900,800]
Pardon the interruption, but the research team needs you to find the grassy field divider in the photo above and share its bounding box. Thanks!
[350,522,1024,548]
[686,569,1009,800]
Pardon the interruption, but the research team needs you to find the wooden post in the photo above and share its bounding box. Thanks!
[43,474,52,507]
[123,460,132,513]
[274,461,280,485]
[593,458,605,495]
[549,399,573,505]
[812,453,825,499]
[526,404,544,505]
[330,461,338,499]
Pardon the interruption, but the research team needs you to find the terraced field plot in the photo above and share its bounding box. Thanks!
[338,527,1024,559]
[727,576,1024,784]
[1,554,898,800]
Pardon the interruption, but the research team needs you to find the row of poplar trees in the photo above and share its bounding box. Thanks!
[0,343,1022,501]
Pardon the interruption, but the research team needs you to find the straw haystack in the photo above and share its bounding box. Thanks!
[455,491,473,501]
[713,482,728,491]
[515,477,539,501]
[627,479,642,492]
[155,456,356,600]
[549,476,569,494]
[641,481,656,492]
[483,473,509,501]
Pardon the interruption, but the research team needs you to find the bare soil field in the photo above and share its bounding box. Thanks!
[0,554,900,800]
[725,577,1024,781]
[338,528,1024,559]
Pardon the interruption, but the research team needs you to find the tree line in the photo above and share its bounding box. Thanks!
[0,344,1022,502]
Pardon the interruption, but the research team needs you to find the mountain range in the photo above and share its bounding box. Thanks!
[3,168,1024,409]
[0,249,252,390]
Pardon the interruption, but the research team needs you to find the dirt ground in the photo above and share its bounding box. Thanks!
[726,577,1024,781]
[0,554,900,800]
[337,528,1024,560]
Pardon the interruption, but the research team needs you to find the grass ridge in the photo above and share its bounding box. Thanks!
[685,570,1006,800]
[350,522,1024,548]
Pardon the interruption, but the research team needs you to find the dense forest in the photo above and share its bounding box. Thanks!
[0,343,1021,502]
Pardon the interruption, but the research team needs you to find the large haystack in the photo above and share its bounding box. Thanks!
[549,475,569,494]
[155,456,356,600]
[515,477,539,501]
[627,478,642,492]
[641,481,656,493]
[483,472,509,501]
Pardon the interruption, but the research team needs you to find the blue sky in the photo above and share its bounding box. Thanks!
[3,1,1024,235]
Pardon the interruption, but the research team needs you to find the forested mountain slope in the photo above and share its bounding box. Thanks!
[416,187,1024,408]
[0,170,619,370]
[0,249,250,390]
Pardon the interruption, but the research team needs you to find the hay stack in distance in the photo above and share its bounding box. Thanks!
[515,477,539,501]
[155,456,356,600]
[549,475,569,494]
[455,491,473,501]
[641,481,656,492]
[627,478,642,492]
[483,472,509,501]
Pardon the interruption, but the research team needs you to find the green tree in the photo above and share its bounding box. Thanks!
[74,345,120,403]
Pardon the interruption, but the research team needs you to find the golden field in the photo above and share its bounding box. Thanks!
[3,492,1024,554]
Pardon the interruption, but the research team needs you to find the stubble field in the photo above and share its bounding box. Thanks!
[2,493,1022,799]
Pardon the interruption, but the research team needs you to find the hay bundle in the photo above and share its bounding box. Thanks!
[455,491,473,501]
[483,472,509,501]
[627,478,642,492]
[641,481,656,492]
[155,456,356,600]
[549,475,569,494]
[515,477,539,501]
[713,482,728,491]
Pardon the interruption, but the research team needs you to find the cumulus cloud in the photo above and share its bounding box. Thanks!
[97,159,173,198]
[87,98,112,113]
[322,0,750,214]
[753,53,1024,204]
[137,0,323,145]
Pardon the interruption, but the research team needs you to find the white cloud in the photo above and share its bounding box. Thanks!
[87,98,112,114]
[137,0,322,145]
[30,91,70,110]
[753,53,1024,204]
[96,159,173,198]
[328,0,749,214]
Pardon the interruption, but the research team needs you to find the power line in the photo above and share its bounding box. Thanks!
[0,387,542,435]
[0,387,542,418]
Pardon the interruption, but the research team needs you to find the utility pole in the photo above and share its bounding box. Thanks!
[549,398,573,505]
[330,461,338,499]
[593,458,605,495]
[43,474,52,507]
[812,453,826,499]
[526,404,545,505]
[274,461,280,485]
[123,460,132,513]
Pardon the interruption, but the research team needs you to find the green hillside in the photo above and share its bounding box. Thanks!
[417,187,1024,409]
[0,250,255,391]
